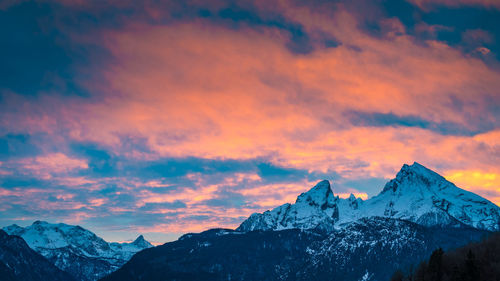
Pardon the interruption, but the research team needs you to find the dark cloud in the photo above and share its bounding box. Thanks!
[194,2,316,54]
[0,0,316,96]
[0,2,93,97]
[0,134,40,159]
[201,191,248,208]
[70,142,117,176]
[0,177,49,189]
[347,111,494,136]
[139,201,187,211]
[257,162,307,180]
[136,157,254,178]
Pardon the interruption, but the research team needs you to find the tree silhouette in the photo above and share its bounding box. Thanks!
[427,248,444,281]
[464,249,479,281]
[390,270,404,281]
[390,233,500,281]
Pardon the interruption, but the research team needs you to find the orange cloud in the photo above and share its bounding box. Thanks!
[445,170,500,205]
[59,18,496,174]
[3,6,498,201]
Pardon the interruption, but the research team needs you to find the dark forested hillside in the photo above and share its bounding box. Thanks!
[101,218,489,281]
[391,233,500,281]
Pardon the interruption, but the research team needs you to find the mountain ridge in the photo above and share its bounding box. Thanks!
[2,221,153,281]
[238,162,500,232]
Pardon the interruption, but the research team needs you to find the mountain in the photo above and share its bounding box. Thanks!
[238,162,500,232]
[237,179,341,232]
[100,218,489,281]
[2,221,153,281]
[101,162,498,281]
[297,217,487,281]
[0,229,76,281]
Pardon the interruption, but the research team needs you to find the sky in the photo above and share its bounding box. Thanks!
[0,0,499,244]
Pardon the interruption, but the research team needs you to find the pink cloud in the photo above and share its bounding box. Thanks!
[0,187,84,212]
[16,153,88,179]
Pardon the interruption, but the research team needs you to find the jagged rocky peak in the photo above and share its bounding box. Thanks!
[346,193,362,209]
[132,235,152,248]
[382,162,446,193]
[134,234,145,242]
[296,180,336,208]
[237,180,342,232]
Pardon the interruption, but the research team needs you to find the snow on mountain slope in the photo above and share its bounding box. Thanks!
[238,180,342,232]
[298,217,488,281]
[109,235,152,261]
[238,162,500,232]
[2,221,153,281]
[355,162,499,230]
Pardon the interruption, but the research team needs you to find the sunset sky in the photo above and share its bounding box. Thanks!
[0,0,499,244]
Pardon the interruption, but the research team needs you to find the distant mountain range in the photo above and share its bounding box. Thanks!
[103,162,499,281]
[1,162,499,281]
[2,221,152,281]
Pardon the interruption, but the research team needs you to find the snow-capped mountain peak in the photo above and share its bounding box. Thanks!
[295,180,336,208]
[382,162,446,194]
[2,221,153,281]
[366,163,500,230]
[109,234,153,254]
[4,221,108,254]
[132,235,150,248]
[238,163,500,232]
[237,179,341,232]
